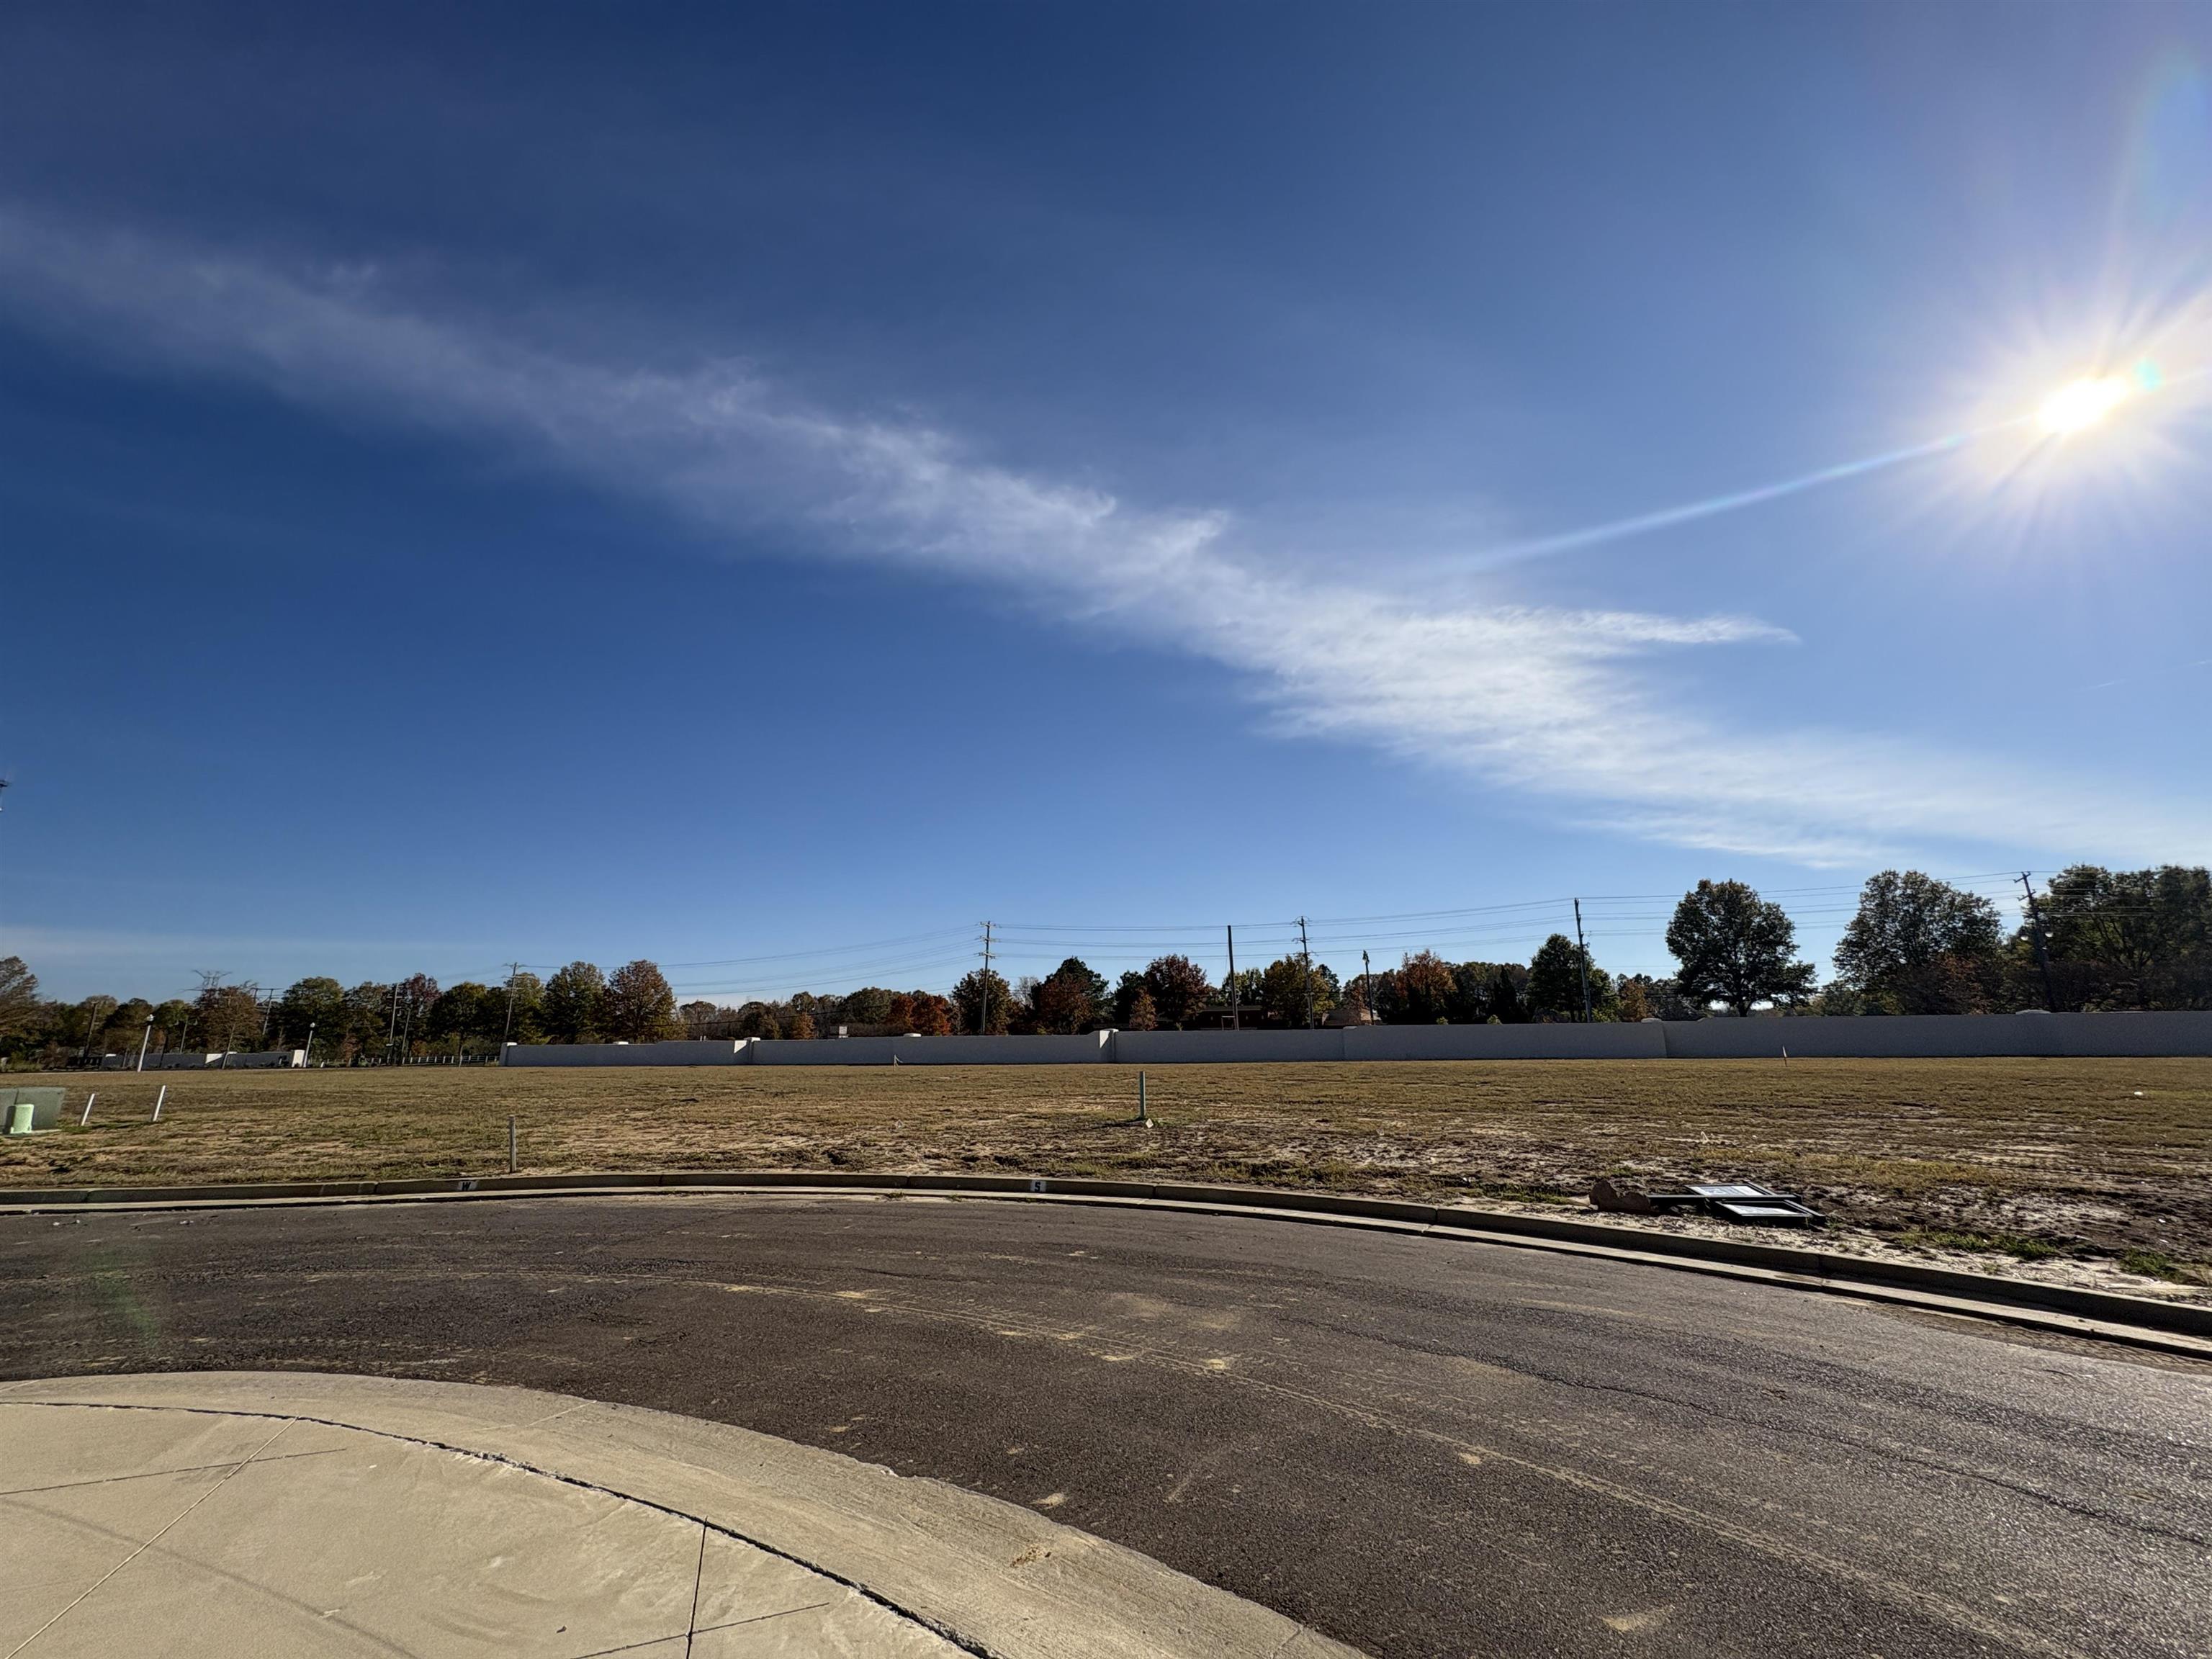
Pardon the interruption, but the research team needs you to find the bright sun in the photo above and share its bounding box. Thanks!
[2036,374,2131,435]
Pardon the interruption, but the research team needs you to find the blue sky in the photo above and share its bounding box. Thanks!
[4,3,2211,1004]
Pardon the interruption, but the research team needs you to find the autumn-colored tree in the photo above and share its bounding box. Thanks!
[603,960,681,1043]
[1142,955,1215,1027]
[1123,986,1159,1030]
[905,991,954,1035]
[788,1008,818,1040]
[1034,958,1107,1033]
[1397,951,1456,1023]
[1615,976,1654,1022]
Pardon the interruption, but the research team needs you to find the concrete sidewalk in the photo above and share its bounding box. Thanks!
[0,1373,1359,1659]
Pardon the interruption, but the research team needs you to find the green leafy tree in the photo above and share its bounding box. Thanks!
[278,977,349,1051]
[951,968,1017,1034]
[391,975,441,1056]
[1111,971,1148,1028]
[195,982,264,1053]
[604,960,681,1043]
[498,971,546,1044]
[1033,958,1108,1033]
[150,997,192,1052]
[542,961,607,1043]
[840,986,896,1028]
[1142,955,1215,1027]
[1219,967,1264,1020]
[0,957,37,1042]
[1259,955,1336,1025]
[104,999,155,1059]
[76,995,120,1059]
[1484,966,1524,1023]
[426,984,495,1051]
[1526,934,1609,1021]
[2031,864,2212,1010]
[1834,871,2003,1013]
[341,984,390,1061]
[1665,880,1815,1017]
[1447,962,1508,1023]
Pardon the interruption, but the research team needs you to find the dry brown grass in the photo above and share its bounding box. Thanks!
[4,1058,2209,1272]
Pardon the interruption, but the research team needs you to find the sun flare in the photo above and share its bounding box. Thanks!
[2036,374,2131,434]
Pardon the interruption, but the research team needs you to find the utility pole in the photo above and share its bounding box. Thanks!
[1298,916,1315,1028]
[192,971,225,1061]
[2020,872,2060,1014]
[135,1015,154,1073]
[502,962,526,1045]
[1362,950,1372,1023]
[979,922,995,1034]
[387,980,403,1064]
[1573,899,1594,1023]
[1226,925,1239,1030]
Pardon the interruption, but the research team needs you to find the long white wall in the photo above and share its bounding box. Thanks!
[503,1040,752,1067]
[143,1050,305,1070]
[498,1011,2212,1067]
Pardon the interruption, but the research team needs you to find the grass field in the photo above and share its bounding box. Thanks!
[4,1057,2208,1290]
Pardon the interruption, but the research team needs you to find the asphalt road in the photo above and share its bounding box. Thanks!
[1,1193,2205,1659]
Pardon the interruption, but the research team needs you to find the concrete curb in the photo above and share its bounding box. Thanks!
[4,1170,2208,1359]
[0,1371,1362,1658]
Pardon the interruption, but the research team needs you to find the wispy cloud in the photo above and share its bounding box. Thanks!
[1,210,2199,863]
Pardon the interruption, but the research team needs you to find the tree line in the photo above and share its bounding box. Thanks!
[4,865,2206,1067]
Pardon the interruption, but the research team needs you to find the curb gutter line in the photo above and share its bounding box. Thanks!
[3,1170,2206,1359]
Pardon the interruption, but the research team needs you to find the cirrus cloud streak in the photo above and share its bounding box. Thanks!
[0,209,2198,865]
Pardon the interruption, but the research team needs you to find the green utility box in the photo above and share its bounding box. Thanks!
[0,1087,64,1134]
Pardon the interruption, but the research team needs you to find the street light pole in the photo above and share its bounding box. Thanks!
[135,1016,153,1073]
